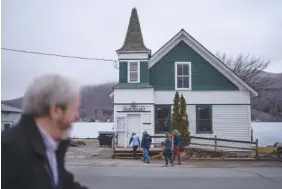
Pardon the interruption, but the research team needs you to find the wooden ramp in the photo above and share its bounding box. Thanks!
[112,147,162,159]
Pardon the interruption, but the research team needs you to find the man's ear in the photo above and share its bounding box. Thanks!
[49,104,60,119]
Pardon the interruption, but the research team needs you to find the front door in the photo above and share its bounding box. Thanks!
[126,114,141,147]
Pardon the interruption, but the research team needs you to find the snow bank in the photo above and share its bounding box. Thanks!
[70,122,114,138]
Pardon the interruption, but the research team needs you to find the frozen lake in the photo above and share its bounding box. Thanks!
[70,122,281,146]
[70,122,114,138]
[252,122,282,146]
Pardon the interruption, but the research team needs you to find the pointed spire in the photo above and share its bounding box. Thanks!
[117,8,151,53]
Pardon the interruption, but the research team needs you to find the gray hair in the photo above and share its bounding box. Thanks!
[22,74,80,116]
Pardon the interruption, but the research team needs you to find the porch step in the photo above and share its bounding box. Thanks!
[112,149,162,159]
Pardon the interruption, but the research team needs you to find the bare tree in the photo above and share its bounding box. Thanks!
[217,52,282,121]
[216,52,272,89]
[102,109,114,122]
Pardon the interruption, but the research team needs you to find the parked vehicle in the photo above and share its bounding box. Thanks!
[276,142,282,159]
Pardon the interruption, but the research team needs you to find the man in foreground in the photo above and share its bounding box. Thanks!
[2,74,89,189]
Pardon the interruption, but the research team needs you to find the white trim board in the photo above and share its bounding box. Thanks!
[148,29,258,96]
[174,62,192,90]
[118,53,149,59]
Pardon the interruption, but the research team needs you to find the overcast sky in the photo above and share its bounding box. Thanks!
[2,0,282,100]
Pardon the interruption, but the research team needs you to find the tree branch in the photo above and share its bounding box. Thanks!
[216,52,272,89]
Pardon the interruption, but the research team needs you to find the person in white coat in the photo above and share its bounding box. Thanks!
[129,132,140,159]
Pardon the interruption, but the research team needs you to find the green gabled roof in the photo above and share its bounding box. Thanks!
[113,82,153,89]
[116,8,151,53]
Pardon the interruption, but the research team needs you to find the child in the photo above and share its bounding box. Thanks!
[162,132,174,167]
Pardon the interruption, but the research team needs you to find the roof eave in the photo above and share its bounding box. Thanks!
[108,90,114,98]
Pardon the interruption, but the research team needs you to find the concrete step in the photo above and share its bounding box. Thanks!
[113,150,161,159]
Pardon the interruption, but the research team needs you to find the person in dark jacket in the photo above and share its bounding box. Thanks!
[141,131,152,163]
[172,129,181,165]
[162,132,174,167]
[1,74,88,189]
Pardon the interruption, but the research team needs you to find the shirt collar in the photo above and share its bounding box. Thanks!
[37,126,59,152]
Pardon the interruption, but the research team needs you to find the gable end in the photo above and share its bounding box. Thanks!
[149,41,239,91]
[149,30,258,96]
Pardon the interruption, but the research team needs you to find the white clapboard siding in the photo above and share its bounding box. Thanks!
[154,91,250,104]
[114,88,154,103]
[189,105,252,151]
[187,105,196,134]
[153,136,166,145]
[114,105,154,131]
[142,112,152,123]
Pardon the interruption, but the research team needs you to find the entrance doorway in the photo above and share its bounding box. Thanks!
[126,114,141,147]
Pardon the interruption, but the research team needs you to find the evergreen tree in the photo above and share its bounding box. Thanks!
[171,92,181,132]
[180,94,191,148]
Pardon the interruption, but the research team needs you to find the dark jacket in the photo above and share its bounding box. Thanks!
[163,138,172,151]
[162,138,173,157]
[1,115,88,189]
[141,133,152,150]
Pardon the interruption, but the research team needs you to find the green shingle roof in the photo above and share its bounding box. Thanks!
[116,8,151,53]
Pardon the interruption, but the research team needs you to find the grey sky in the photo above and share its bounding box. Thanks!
[2,0,282,100]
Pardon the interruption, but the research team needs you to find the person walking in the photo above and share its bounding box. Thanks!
[129,132,140,159]
[172,129,181,165]
[141,131,152,163]
[162,132,174,167]
[1,74,89,189]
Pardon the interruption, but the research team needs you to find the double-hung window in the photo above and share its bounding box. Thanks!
[155,106,171,134]
[196,105,213,134]
[175,62,191,90]
[128,62,139,83]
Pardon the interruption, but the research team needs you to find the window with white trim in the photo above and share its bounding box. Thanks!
[175,62,191,89]
[128,62,139,83]
[196,105,213,134]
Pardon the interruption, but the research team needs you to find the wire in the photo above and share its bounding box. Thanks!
[1,47,115,61]
[1,47,119,68]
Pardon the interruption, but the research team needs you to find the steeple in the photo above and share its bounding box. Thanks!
[116,8,151,53]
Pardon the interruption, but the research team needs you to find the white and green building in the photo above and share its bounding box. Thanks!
[110,8,258,149]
